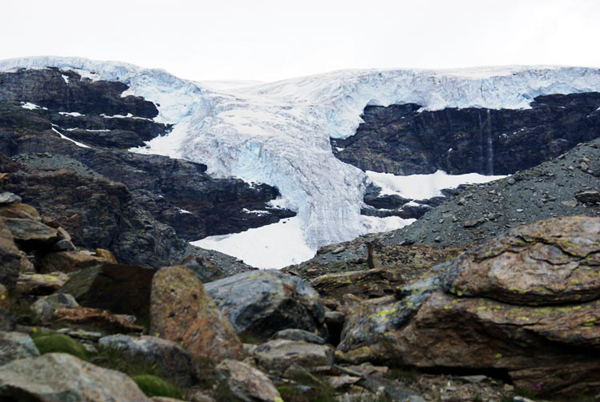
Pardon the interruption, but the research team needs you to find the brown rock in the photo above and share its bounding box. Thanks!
[95,248,118,264]
[3,218,60,249]
[16,272,70,296]
[54,307,143,333]
[0,203,40,219]
[338,217,600,397]
[446,216,600,305]
[150,266,243,361]
[58,263,155,321]
[36,251,106,274]
[0,219,21,289]
[310,268,404,300]
[253,339,335,374]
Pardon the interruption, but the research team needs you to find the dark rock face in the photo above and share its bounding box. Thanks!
[0,67,294,268]
[333,93,600,176]
[59,264,156,321]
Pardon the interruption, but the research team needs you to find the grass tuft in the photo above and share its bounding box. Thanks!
[131,374,184,399]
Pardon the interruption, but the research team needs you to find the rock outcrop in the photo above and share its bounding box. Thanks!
[59,263,155,320]
[333,93,600,176]
[0,331,40,365]
[338,216,600,397]
[150,266,244,361]
[205,270,327,340]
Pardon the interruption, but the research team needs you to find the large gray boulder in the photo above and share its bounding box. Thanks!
[0,332,39,366]
[205,270,327,340]
[216,359,281,402]
[253,339,335,374]
[0,353,149,401]
[99,334,195,386]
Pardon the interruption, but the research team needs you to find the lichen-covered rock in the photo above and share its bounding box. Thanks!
[36,250,106,274]
[16,272,70,296]
[59,263,155,320]
[443,216,600,306]
[150,266,243,361]
[216,359,281,402]
[0,353,149,401]
[206,270,327,340]
[0,202,40,219]
[338,217,600,397]
[253,339,334,374]
[0,192,21,205]
[310,268,403,300]
[0,331,39,365]
[0,219,21,289]
[3,217,60,249]
[99,334,195,386]
[31,293,79,323]
[54,307,143,334]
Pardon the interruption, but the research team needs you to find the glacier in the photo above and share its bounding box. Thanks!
[3,57,600,267]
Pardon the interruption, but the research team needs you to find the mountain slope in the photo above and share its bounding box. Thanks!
[3,58,600,267]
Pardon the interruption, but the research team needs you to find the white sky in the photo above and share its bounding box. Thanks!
[2,0,599,82]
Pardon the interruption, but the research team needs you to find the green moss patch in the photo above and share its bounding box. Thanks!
[131,374,183,399]
[32,333,88,360]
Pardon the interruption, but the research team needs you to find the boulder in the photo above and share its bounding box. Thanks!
[0,331,40,365]
[16,272,70,296]
[179,255,228,283]
[0,353,149,401]
[310,268,404,300]
[0,203,40,219]
[58,263,155,320]
[0,219,21,289]
[36,250,106,273]
[99,334,195,386]
[3,217,60,249]
[216,359,281,402]
[31,293,79,323]
[95,248,118,263]
[0,192,21,205]
[205,270,327,340]
[338,217,600,397]
[272,329,326,345]
[253,339,334,374]
[54,307,144,334]
[150,266,243,361]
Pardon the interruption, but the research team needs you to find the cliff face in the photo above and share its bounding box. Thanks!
[0,68,293,267]
[332,92,600,176]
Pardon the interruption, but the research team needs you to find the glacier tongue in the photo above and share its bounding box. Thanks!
[4,57,600,266]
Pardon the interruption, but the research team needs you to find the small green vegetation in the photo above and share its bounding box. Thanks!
[387,367,421,381]
[131,375,184,399]
[32,333,89,360]
[91,346,161,377]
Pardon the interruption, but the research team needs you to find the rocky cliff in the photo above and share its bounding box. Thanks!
[333,92,600,176]
[0,68,294,267]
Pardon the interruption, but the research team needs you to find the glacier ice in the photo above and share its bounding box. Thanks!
[4,57,600,266]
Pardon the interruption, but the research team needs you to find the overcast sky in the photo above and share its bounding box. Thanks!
[2,0,599,82]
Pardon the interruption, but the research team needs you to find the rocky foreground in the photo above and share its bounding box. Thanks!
[1,178,600,401]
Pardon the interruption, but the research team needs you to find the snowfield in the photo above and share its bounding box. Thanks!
[4,57,600,267]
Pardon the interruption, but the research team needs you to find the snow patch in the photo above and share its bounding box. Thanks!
[51,127,90,149]
[176,207,192,214]
[59,111,84,117]
[242,208,270,215]
[21,102,47,110]
[65,128,110,132]
[61,74,69,84]
[366,170,506,200]
[191,217,315,269]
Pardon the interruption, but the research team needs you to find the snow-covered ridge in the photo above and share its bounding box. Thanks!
[4,57,600,267]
